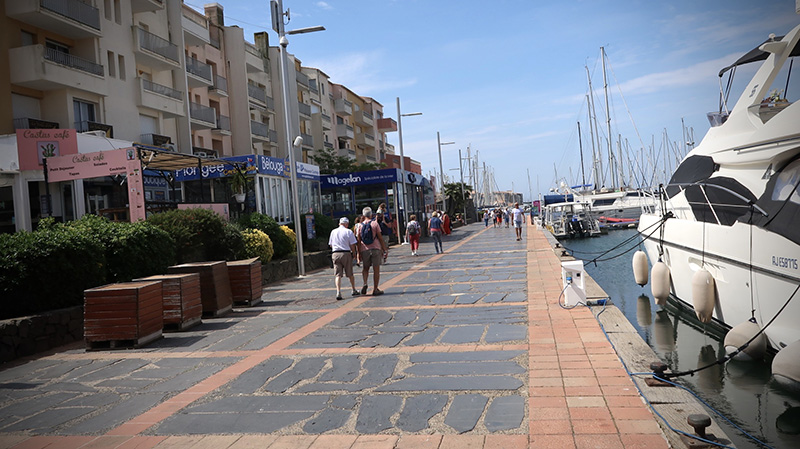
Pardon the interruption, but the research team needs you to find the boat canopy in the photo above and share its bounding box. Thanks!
[718,35,800,77]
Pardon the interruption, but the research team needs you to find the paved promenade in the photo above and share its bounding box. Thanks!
[0,223,670,449]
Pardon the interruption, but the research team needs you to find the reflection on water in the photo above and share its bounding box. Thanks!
[565,229,800,449]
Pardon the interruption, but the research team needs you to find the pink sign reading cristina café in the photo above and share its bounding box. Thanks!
[45,148,146,222]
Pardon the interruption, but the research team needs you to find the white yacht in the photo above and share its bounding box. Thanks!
[543,201,601,239]
[570,187,658,221]
[639,23,800,351]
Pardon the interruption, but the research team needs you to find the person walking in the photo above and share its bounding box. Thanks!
[483,210,491,227]
[355,207,389,296]
[511,202,526,241]
[405,214,421,255]
[328,217,360,300]
[504,208,510,228]
[441,211,452,235]
[429,211,444,254]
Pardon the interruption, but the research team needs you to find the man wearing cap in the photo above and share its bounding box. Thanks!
[329,217,360,300]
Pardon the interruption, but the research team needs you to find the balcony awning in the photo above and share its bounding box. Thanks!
[134,145,244,171]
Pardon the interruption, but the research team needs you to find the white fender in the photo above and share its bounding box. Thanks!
[723,320,768,362]
[691,268,716,323]
[632,250,648,286]
[651,260,671,306]
[772,340,800,394]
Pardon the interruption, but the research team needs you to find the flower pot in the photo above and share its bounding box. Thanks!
[234,193,246,203]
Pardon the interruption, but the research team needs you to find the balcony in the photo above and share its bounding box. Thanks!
[182,9,209,47]
[366,154,376,163]
[308,79,319,94]
[133,26,180,70]
[250,120,269,142]
[192,146,216,158]
[377,117,398,133]
[320,112,332,130]
[357,132,375,149]
[75,120,113,137]
[298,102,311,118]
[300,133,314,148]
[9,45,106,94]
[355,110,374,127]
[138,78,184,118]
[6,0,101,39]
[269,129,278,145]
[209,75,227,96]
[266,95,276,112]
[213,114,231,135]
[247,84,267,106]
[324,141,333,149]
[296,70,309,90]
[334,98,352,116]
[13,117,59,130]
[185,56,213,88]
[139,133,172,147]
[132,0,163,13]
[245,43,265,73]
[336,124,354,140]
[189,102,216,129]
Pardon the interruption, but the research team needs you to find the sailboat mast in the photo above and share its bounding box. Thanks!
[577,121,587,190]
[601,47,616,190]
[585,68,602,190]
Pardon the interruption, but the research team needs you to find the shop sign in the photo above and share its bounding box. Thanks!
[296,161,320,181]
[257,155,290,177]
[173,155,257,182]
[321,168,400,188]
[46,148,135,183]
[16,129,78,170]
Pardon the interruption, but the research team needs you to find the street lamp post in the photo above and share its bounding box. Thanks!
[395,97,421,244]
[436,132,454,212]
[272,0,324,276]
[459,148,467,224]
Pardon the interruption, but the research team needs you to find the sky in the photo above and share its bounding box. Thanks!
[187,0,799,202]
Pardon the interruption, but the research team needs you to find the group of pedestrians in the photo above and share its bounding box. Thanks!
[482,203,527,240]
[405,210,450,255]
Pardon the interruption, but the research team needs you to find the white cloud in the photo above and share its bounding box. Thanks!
[316,1,333,10]
[612,53,740,96]
[304,50,417,94]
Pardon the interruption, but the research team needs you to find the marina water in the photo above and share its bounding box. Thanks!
[564,228,800,449]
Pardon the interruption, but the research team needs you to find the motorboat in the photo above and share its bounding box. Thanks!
[543,201,601,239]
[639,23,800,355]
[571,187,658,221]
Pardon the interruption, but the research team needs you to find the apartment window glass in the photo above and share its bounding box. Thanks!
[21,30,35,46]
[107,51,116,77]
[113,0,121,24]
[118,55,126,80]
[46,40,69,54]
[104,0,111,21]
[73,100,96,129]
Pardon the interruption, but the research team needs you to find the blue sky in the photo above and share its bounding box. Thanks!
[188,0,799,201]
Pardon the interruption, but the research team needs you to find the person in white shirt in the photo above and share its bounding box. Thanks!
[511,202,526,241]
[328,217,359,300]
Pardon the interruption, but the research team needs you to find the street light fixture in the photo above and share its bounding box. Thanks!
[436,132,454,212]
[396,97,421,245]
[272,0,324,276]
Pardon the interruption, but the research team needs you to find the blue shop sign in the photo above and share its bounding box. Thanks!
[321,168,400,188]
[256,155,290,177]
[173,155,259,182]
[296,161,320,181]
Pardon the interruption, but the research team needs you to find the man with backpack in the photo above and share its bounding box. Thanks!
[355,207,389,296]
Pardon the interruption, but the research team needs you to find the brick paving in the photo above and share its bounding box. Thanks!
[0,223,670,448]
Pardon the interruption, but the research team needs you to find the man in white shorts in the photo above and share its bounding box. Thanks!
[511,202,526,241]
[328,217,359,300]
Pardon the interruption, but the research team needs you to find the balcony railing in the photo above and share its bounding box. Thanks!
[142,78,182,100]
[189,102,216,124]
[365,133,375,141]
[298,102,311,117]
[296,70,309,87]
[266,95,275,111]
[324,141,334,149]
[245,43,262,58]
[363,111,373,120]
[13,117,59,130]
[211,75,227,93]
[75,120,113,137]
[139,133,172,146]
[186,56,212,82]
[137,27,179,63]
[308,79,319,94]
[321,113,331,122]
[250,120,269,137]
[300,133,313,147]
[248,84,267,103]
[215,114,231,131]
[41,0,100,31]
[43,47,104,76]
[269,129,278,142]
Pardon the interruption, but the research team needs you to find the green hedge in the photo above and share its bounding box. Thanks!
[147,208,229,263]
[237,213,293,259]
[0,222,105,319]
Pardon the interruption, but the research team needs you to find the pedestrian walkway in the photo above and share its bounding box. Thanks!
[0,223,670,449]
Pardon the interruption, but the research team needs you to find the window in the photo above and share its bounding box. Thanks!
[107,51,116,77]
[114,0,121,24]
[104,0,111,21]
[73,99,96,129]
[117,55,125,80]
[21,30,35,46]
[46,40,69,54]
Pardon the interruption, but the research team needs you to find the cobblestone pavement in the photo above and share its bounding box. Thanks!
[0,224,671,449]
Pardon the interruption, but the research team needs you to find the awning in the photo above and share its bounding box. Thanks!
[134,145,245,171]
[719,34,800,77]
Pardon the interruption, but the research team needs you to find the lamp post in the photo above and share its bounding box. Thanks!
[436,132,454,212]
[458,148,467,224]
[395,97,421,244]
[272,0,324,276]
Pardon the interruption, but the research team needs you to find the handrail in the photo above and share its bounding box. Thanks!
[137,27,179,62]
[41,0,100,30]
[185,56,212,81]
[43,47,103,76]
[141,78,182,100]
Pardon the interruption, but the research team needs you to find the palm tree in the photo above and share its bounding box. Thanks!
[443,182,472,216]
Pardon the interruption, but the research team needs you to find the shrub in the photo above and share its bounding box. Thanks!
[288,213,337,248]
[237,213,293,259]
[208,222,246,262]
[280,225,296,253]
[65,215,175,282]
[241,228,274,263]
[0,225,105,319]
[148,208,227,263]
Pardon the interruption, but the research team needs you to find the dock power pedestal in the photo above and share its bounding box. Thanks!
[561,260,586,307]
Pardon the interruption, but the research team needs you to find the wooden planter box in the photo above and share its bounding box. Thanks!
[167,261,232,317]
[227,258,263,307]
[84,281,163,350]
[134,274,202,331]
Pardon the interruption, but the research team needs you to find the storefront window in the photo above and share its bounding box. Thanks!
[0,185,15,234]
[297,180,321,215]
[321,187,352,216]
[354,185,388,215]
[84,176,128,222]
[258,175,291,223]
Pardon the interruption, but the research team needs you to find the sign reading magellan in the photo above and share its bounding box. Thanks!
[320,168,401,188]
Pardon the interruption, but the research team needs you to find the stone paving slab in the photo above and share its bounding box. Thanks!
[0,223,674,449]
